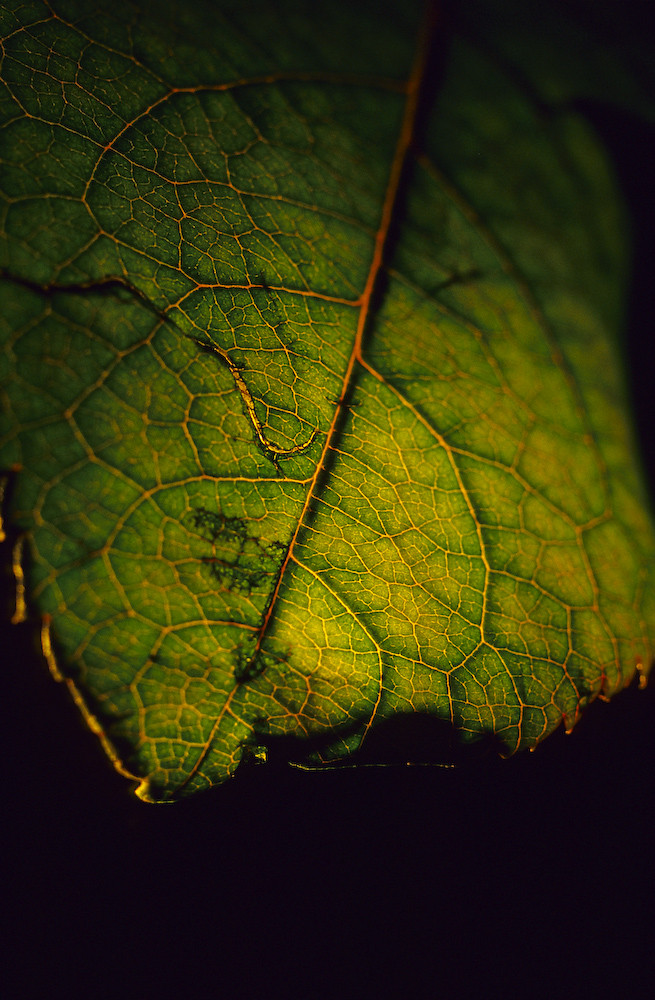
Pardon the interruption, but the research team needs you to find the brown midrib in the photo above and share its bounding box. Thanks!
[248,1,439,666]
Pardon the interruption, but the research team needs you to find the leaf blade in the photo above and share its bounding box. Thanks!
[1,0,653,801]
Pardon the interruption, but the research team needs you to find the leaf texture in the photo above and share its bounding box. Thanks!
[1,0,653,800]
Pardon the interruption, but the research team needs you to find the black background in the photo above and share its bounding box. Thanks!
[4,6,654,998]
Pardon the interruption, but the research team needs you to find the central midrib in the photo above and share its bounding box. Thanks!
[247,2,439,666]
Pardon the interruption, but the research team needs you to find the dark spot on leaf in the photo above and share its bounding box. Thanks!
[191,507,287,595]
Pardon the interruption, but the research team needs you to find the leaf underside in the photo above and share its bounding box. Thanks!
[1,0,653,801]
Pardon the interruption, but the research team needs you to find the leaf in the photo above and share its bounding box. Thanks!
[1,0,653,802]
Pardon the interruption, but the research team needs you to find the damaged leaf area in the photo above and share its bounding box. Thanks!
[0,0,653,801]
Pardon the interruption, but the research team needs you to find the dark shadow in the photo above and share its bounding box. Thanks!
[572,101,655,509]
[239,708,505,776]
[343,710,505,766]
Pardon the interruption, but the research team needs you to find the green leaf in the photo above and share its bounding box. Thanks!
[1,0,653,802]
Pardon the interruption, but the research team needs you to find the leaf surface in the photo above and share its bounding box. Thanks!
[1,0,653,801]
